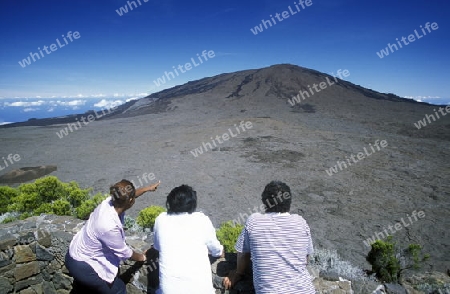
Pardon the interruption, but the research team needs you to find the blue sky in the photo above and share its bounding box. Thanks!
[0,0,449,102]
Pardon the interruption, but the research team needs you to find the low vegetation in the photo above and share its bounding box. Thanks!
[136,205,166,229]
[0,176,106,222]
[366,236,429,283]
[216,221,244,253]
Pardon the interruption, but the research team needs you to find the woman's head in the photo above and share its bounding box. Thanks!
[261,181,292,213]
[110,179,136,210]
[166,184,197,214]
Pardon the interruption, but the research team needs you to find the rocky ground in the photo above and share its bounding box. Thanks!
[2,215,448,294]
[0,65,448,277]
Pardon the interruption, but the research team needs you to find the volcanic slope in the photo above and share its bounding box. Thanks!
[0,64,448,272]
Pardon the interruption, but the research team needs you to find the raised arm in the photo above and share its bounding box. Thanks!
[135,180,160,198]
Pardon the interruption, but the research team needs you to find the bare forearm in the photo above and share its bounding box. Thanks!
[135,181,160,198]
[236,252,251,275]
[131,250,146,262]
[135,187,150,198]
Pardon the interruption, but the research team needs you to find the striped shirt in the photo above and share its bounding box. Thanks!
[69,196,133,283]
[235,213,315,294]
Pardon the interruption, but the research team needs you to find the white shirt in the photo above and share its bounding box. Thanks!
[153,212,223,294]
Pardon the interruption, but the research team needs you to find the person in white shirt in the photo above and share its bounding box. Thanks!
[153,184,224,294]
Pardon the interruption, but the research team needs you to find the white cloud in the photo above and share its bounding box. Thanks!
[5,100,46,107]
[90,94,106,98]
[94,99,124,109]
[404,95,441,99]
[56,100,86,106]
[23,108,39,112]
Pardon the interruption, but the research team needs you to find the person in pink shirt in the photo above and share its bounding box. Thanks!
[66,179,160,293]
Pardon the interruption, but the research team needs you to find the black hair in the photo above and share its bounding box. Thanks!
[261,181,292,213]
[166,184,197,214]
[110,179,136,208]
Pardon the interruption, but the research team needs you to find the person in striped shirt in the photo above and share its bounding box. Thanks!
[224,181,316,294]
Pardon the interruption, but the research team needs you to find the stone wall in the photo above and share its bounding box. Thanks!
[0,214,82,294]
[1,215,444,294]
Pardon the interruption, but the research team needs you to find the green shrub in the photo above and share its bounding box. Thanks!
[64,181,90,207]
[75,193,107,220]
[137,206,166,229]
[407,243,430,270]
[51,199,72,216]
[34,203,53,215]
[216,221,244,253]
[366,237,400,282]
[0,186,19,214]
[366,236,429,283]
[1,176,104,221]
[7,176,92,217]
[1,216,17,223]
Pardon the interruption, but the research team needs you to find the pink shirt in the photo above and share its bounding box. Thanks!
[69,196,133,283]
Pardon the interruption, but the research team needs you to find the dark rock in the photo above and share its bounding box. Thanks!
[41,267,51,281]
[21,220,38,231]
[126,284,146,294]
[15,274,43,292]
[36,230,51,248]
[61,264,70,275]
[18,232,36,246]
[43,281,57,294]
[51,231,73,244]
[0,250,14,267]
[0,276,13,294]
[0,262,15,276]
[384,283,407,294]
[319,269,341,281]
[36,244,54,261]
[0,233,17,250]
[351,279,380,294]
[19,288,37,294]
[52,272,73,290]
[48,259,60,274]
[14,261,40,281]
[30,282,44,294]
[14,245,36,263]
[0,165,57,184]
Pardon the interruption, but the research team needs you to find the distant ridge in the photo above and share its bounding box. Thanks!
[0,64,437,132]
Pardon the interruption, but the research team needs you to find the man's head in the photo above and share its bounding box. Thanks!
[261,181,292,213]
[110,179,136,210]
[166,184,197,214]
